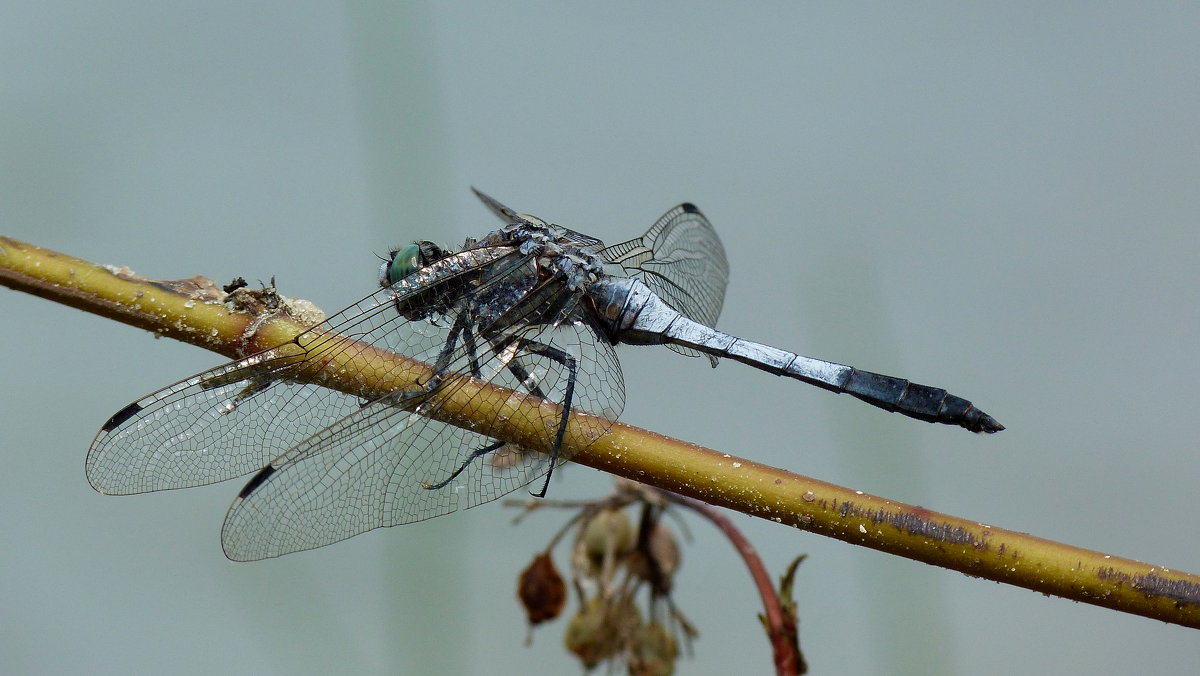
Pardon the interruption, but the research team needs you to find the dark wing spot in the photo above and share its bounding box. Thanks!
[102,402,143,432]
[681,203,699,214]
[237,465,277,499]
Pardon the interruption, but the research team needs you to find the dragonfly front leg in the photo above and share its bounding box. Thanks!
[384,310,475,411]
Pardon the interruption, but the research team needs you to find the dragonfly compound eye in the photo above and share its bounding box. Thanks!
[381,243,427,287]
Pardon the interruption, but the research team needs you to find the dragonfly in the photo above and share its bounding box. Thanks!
[87,189,1002,561]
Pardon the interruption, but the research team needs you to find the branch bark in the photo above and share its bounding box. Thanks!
[3,234,1198,629]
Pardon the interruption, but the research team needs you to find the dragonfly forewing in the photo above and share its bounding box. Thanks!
[221,283,624,560]
[86,245,533,495]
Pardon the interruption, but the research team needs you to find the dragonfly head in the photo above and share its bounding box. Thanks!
[379,241,444,288]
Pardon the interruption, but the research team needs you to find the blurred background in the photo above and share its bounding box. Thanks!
[2,3,1197,674]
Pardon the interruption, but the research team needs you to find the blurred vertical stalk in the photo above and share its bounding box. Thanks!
[799,237,957,675]
[344,1,460,672]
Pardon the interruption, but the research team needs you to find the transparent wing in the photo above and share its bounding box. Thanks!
[471,186,525,225]
[470,187,605,251]
[469,190,729,328]
[221,286,624,560]
[598,203,729,364]
[86,247,528,495]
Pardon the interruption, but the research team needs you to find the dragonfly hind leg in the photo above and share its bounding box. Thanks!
[422,440,507,490]
[511,338,578,498]
[419,335,579,498]
[484,335,579,498]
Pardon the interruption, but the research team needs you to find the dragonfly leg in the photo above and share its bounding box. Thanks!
[501,337,577,499]
[503,357,549,400]
[422,440,507,490]
[378,310,474,410]
[423,333,578,495]
[427,311,472,387]
[465,319,550,398]
[424,325,574,493]
[461,320,484,379]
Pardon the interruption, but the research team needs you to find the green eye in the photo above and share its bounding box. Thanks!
[380,244,423,287]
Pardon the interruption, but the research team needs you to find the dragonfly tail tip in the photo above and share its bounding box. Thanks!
[968,410,1005,434]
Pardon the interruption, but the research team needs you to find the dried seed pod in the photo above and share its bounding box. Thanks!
[564,597,622,668]
[628,523,681,593]
[574,507,635,582]
[629,621,678,676]
[583,508,635,560]
[517,553,566,625]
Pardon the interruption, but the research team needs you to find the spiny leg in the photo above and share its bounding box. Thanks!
[458,319,529,473]
[386,310,473,410]
[461,320,484,380]
[422,440,507,490]
[513,338,577,498]
[419,321,527,493]
[408,313,544,493]
[478,333,578,497]
[504,354,549,400]
[458,321,551,406]
[419,335,578,497]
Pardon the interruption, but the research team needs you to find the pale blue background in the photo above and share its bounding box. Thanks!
[2,3,1198,674]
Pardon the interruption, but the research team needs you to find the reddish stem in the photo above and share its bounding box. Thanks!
[668,493,804,675]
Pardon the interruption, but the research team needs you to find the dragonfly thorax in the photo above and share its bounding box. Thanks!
[481,222,607,292]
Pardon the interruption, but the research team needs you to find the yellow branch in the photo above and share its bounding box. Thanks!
[3,234,1198,629]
